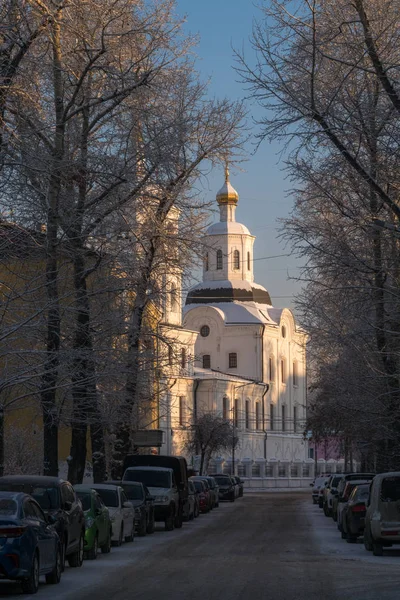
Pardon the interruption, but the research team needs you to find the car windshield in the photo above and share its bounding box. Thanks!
[94,489,119,508]
[214,477,230,486]
[381,477,400,502]
[332,476,342,487]
[76,492,91,511]
[122,485,144,501]
[354,486,370,501]
[315,478,328,486]
[0,499,18,516]
[124,470,171,489]
[0,484,60,510]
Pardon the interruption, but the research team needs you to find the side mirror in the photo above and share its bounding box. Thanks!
[47,513,57,525]
[123,501,133,509]
[64,501,72,511]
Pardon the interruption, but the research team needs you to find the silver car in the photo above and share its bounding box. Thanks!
[364,472,400,556]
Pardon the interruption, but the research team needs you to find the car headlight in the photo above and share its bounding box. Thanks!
[154,495,169,503]
[85,516,94,529]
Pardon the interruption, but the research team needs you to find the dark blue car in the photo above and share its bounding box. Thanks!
[0,491,61,594]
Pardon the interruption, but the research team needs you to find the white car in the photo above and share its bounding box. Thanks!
[91,484,135,546]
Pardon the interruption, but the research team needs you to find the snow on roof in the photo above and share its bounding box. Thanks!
[206,221,251,236]
[193,367,264,385]
[266,308,284,325]
[184,301,276,325]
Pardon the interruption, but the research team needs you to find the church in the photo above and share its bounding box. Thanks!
[158,170,308,477]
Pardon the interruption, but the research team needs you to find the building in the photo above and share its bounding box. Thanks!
[158,170,309,479]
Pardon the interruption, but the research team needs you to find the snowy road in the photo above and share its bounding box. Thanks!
[1,492,400,599]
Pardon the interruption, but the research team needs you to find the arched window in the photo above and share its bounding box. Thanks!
[170,287,178,312]
[202,354,211,369]
[216,249,223,270]
[255,402,260,430]
[168,346,173,366]
[233,249,240,270]
[281,325,286,338]
[223,396,229,420]
[293,362,298,386]
[281,359,286,383]
[181,348,187,369]
[245,400,250,429]
[293,406,298,433]
[247,251,251,271]
[179,396,185,426]
[270,404,274,431]
[234,398,240,428]
[204,253,209,271]
[282,404,286,432]
[269,357,274,382]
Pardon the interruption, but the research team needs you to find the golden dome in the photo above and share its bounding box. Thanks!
[216,166,239,205]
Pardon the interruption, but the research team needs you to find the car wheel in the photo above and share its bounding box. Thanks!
[346,533,357,544]
[372,541,384,556]
[333,510,337,522]
[165,509,175,531]
[312,497,317,504]
[125,523,135,543]
[341,529,347,539]
[146,517,155,534]
[86,534,98,560]
[46,545,62,584]
[21,551,39,594]
[364,524,373,551]
[138,516,147,537]
[230,494,235,503]
[101,530,112,554]
[68,533,84,567]
[59,535,66,572]
[174,508,183,529]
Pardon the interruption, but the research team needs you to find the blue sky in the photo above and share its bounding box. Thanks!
[175,0,303,311]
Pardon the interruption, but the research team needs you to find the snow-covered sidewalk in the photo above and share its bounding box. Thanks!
[306,500,400,566]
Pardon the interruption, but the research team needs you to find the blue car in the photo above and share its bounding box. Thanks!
[0,491,61,594]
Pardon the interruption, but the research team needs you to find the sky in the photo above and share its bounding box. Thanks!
[175,0,304,312]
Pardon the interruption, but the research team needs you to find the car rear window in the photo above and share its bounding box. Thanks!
[76,492,91,511]
[123,469,171,489]
[0,499,18,516]
[193,481,204,492]
[214,477,231,486]
[0,484,60,510]
[381,477,400,502]
[94,489,119,507]
[122,485,144,500]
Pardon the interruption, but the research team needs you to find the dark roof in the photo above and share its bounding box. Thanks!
[186,284,271,305]
[0,475,66,486]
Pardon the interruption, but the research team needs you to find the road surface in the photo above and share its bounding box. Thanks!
[1,492,400,599]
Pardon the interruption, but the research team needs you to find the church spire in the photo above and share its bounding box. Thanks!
[216,165,239,222]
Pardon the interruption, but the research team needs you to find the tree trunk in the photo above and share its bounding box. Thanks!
[0,407,4,477]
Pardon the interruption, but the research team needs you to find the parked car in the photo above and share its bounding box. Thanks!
[332,473,375,521]
[186,480,198,520]
[364,472,400,556]
[0,491,62,594]
[191,479,209,513]
[190,477,213,510]
[90,484,135,546]
[195,476,219,508]
[340,483,370,543]
[123,455,188,529]
[0,475,85,569]
[322,474,343,517]
[210,474,235,502]
[231,476,240,499]
[123,466,179,531]
[233,476,244,497]
[105,480,155,536]
[74,485,112,559]
[311,476,329,505]
[337,480,370,534]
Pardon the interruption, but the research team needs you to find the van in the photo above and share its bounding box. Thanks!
[364,472,400,556]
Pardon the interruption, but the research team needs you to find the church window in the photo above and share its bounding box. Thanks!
[205,253,209,271]
[202,354,211,369]
[168,345,173,366]
[269,357,274,382]
[181,348,187,369]
[200,325,210,337]
[245,400,250,429]
[255,402,260,430]
[293,361,298,386]
[281,325,286,338]
[229,352,237,369]
[179,396,186,426]
[223,396,229,420]
[233,249,240,270]
[170,287,179,312]
[282,404,286,432]
[234,398,240,427]
[216,249,223,270]
[281,359,286,383]
[247,252,251,271]
[293,406,298,433]
[270,404,274,431]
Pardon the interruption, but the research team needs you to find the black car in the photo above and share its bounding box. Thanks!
[209,474,235,502]
[0,475,85,569]
[233,476,244,497]
[341,483,370,543]
[105,480,155,536]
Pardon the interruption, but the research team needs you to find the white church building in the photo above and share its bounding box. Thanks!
[157,170,313,484]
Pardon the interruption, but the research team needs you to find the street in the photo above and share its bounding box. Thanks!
[2,492,400,599]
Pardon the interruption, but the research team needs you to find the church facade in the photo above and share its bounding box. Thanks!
[158,170,309,477]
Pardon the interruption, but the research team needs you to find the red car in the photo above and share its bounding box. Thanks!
[191,479,210,513]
